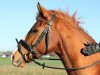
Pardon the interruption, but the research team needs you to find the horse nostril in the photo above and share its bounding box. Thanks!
[13,55,14,59]
[11,55,14,61]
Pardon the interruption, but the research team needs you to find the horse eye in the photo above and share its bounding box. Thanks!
[32,28,38,33]
[29,28,38,33]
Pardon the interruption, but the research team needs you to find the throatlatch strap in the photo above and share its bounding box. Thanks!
[45,31,49,54]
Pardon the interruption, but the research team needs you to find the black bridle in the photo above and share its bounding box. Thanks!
[16,14,56,63]
[16,14,100,71]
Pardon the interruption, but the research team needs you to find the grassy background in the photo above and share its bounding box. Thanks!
[0,57,67,75]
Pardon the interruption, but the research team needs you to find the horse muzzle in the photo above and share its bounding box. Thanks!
[11,54,25,68]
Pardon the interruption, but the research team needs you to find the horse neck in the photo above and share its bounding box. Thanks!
[56,19,96,56]
[55,20,97,75]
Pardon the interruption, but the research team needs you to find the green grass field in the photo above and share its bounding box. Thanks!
[0,57,66,75]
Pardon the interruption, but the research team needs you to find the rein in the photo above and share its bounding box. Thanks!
[30,59,100,70]
[16,14,100,71]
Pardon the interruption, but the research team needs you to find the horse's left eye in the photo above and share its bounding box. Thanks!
[32,28,38,33]
[29,28,38,33]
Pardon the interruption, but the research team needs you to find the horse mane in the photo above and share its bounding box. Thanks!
[37,10,95,43]
[50,10,80,28]
[50,10,96,42]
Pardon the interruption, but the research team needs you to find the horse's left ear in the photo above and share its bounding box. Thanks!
[37,2,50,19]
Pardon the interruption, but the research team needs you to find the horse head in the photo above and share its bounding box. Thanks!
[11,3,61,68]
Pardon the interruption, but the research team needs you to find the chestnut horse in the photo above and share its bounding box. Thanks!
[12,3,100,75]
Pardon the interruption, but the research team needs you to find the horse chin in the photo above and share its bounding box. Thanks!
[19,63,26,68]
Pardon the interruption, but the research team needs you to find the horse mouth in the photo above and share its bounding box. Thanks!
[12,61,24,68]
[12,61,20,67]
[12,57,25,68]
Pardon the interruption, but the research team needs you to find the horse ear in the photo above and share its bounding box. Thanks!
[37,2,49,18]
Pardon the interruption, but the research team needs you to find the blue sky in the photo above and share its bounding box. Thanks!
[0,0,100,51]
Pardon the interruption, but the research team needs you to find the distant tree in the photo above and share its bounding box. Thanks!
[2,51,12,57]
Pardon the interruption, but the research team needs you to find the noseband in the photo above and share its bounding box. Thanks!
[16,14,56,63]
